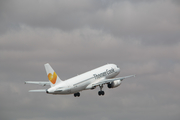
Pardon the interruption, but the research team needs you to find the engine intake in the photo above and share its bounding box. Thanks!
[107,80,121,88]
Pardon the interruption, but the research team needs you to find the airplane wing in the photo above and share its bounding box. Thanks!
[92,75,135,87]
[24,81,50,86]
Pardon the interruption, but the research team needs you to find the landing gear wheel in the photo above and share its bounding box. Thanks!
[77,92,80,97]
[74,92,80,97]
[98,91,101,96]
[102,91,105,96]
[98,85,105,96]
[98,91,105,96]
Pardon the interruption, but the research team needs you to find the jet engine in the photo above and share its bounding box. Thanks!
[107,80,121,88]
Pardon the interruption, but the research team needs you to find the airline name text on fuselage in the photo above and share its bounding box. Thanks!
[93,68,115,79]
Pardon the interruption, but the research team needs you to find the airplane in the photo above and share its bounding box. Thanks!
[25,63,135,97]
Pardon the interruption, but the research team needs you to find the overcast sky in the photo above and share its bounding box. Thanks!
[0,0,180,120]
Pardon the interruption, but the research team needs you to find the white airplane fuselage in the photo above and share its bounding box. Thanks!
[47,64,120,94]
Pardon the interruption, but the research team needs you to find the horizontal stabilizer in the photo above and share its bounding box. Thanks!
[29,89,46,92]
[25,81,50,86]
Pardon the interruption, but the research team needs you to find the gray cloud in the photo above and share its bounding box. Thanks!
[0,0,180,120]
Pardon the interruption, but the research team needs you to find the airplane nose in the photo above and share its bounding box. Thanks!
[115,67,119,73]
[117,67,120,73]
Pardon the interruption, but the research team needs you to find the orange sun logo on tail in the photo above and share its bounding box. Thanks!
[48,72,57,84]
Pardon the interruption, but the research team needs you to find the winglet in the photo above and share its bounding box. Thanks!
[120,74,135,81]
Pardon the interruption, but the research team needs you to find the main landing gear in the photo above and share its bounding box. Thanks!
[98,85,105,96]
[74,85,105,97]
[74,92,80,97]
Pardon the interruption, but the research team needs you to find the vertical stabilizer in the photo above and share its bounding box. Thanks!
[44,63,62,87]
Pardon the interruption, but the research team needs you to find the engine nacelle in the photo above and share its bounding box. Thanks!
[107,80,121,88]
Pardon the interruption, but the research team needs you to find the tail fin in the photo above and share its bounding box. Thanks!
[44,63,62,87]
